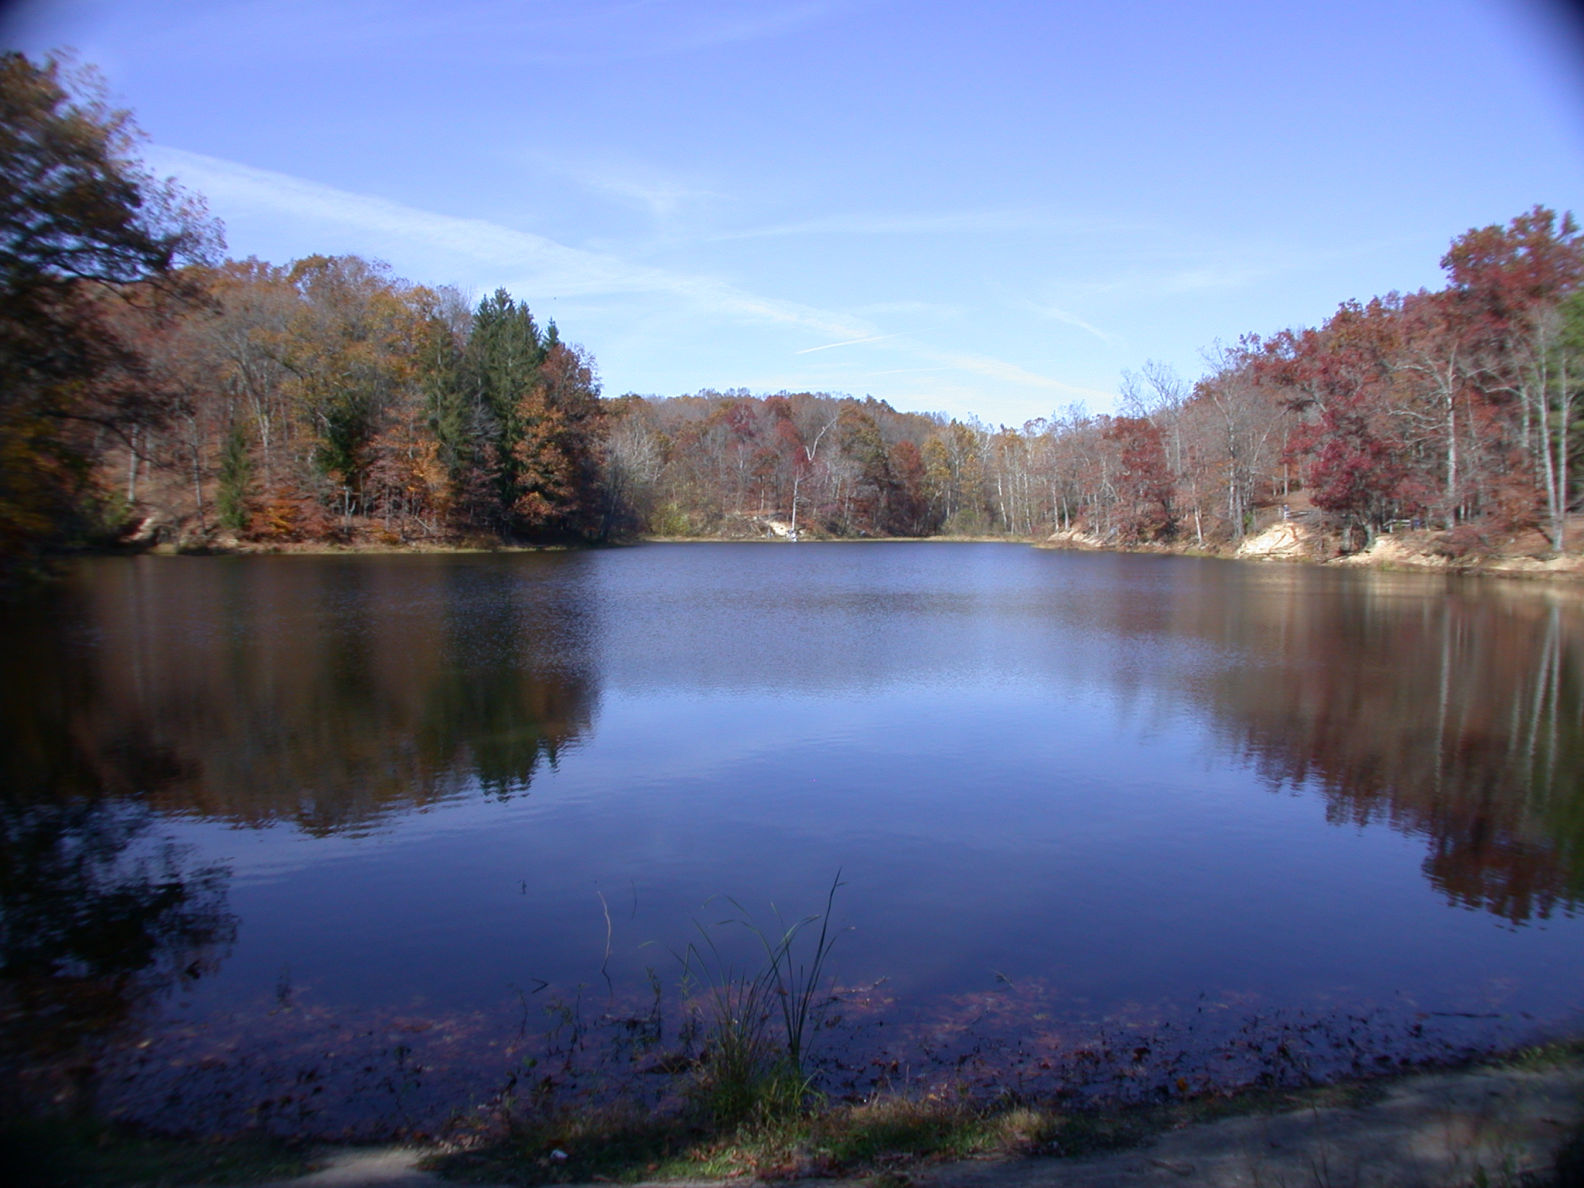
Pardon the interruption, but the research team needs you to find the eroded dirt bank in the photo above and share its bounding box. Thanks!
[1048,521,1584,583]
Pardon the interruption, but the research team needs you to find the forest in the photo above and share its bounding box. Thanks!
[5,51,1584,572]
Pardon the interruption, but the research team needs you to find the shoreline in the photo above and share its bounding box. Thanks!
[1041,522,1584,584]
[89,527,1584,587]
[10,1036,1581,1187]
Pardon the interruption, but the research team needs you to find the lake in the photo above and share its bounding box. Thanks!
[4,543,1582,1136]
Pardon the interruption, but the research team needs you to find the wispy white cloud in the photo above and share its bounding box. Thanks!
[793,327,1108,404]
[1149,266,1268,295]
[1060,252,1277,301]
[636,0,850,57]
[926,349,1115,402]
[146,146,868,338]
[852,299,963,319]
[711,209,1132,241]
[872,377,1050,424]
[484,0,857,65]
[527,152,723,223]
[1029,302,1122,347]
[145,146,1115,416]
[794,332,904,354]
[79,0,860,69]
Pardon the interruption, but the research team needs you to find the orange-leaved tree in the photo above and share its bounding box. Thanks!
[0,52,218,574]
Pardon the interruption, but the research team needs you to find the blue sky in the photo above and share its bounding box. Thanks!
[6,0,1583,424]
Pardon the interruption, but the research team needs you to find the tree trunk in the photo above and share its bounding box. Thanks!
[126,425,141,503]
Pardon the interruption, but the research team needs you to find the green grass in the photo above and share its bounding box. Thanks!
[1500,1036,1584,1072]
[428,1088,1271,1185]
[673,872,844,1126]
[8,1037,1582,1187]
[424,1039,1584,1187]
[426,1094,1076,1185]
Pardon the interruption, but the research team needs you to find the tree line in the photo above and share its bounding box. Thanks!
[5,50,1583,574]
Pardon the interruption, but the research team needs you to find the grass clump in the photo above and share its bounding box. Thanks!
[428,1093,1076,1185]
[820,1096,1061,1167]
[1502,1036,1584,1072]
[675,872,843,1127]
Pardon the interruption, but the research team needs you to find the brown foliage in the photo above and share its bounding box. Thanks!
[250,486,334,543]
[0,52,218,569]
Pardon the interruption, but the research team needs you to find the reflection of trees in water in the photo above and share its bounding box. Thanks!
[1187,574,1584,923]
[1,611,236,1111]
[415,560,593,801]
[4,558,598,835]
[0,555,599,1115]
[0,802,234,1091]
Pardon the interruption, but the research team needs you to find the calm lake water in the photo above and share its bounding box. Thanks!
[4,543,1583,1135]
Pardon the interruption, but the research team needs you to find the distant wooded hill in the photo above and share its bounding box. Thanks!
[6,55,1583,565]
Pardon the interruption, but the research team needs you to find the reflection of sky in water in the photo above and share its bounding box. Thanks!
[168,689,1583,1041]
[588,544,1229,698]
[13,545,1584,1099]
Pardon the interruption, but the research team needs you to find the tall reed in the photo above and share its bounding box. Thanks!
[677,872,845,1120]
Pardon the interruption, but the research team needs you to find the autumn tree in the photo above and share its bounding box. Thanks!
[1442,207,1584,547]
[279,255,424,521]
[0,52,217,571]
[1554,293,1584,534]
[986,426,1043,536]
[888,438,932,535]
[1191,339,1291,540]
[408,289,603,539]
[196,259,296,496]
[598,394,664,536]
[362,282,468,536]
[448,289,547,531]
[1102,415,1175,541]
[835,405,893,534]
[510,340,603,538]
[923,419,992,533]
[1301,388,1415,545]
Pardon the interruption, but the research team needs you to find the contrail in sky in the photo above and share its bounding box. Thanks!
[795,332,904,354]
